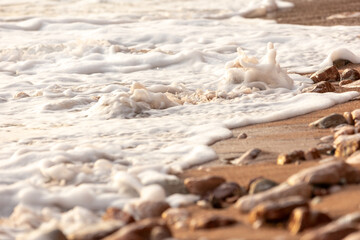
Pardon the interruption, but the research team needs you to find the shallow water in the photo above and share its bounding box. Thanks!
[0,0,360,238]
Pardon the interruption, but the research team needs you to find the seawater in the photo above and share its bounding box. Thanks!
[0,0,359,238]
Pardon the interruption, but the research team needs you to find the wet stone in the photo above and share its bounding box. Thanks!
[190,215,237,230]
[248,178,278,195]
[342,68,360,81]
[277,150,305,165]
[288,207,332,234]
[301,81,336,93]
[102,207,135,224]
[133,201,170,220]
[333,59,352,68]
[248,196,308,224]
[304,148,321,161]
[351,109,360,122]
[103,218,171,240]
[334,133,360,157]
[237,132,248,139]
[344,112,355,125]
[309,113,347,129]
[334,125,356,139]
[208,182,246,208]
[162,208,191,229]
[310,65,340,83]
[340,79,355,86]
[232,148,261,165]
[184,176,226,196]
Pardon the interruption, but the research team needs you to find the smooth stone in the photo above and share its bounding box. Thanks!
[277,150,305,165]
[334,133,360,157]
[149,226,172,240]
[316,143,335,155]
[248,196,308,224]
[190,215,237,230]
[288,207,332,234]
[103,218,171,240]
[334,125,356,139]
[352,109,360,121]
[162,208,191,229]
[68,221,124,240]
[340,79,355,86]
[344,112,355,125]
[232,148,261,165]
[310,65,340,83]
[184,176,226,196]
[132,201,170,220]
[237,132,248,139]
[309,113,347,129]
[235,182,312,213]
[287,161,360,186]
[248,178,278,195]
[209,182,246,208]
[304,148,321,161]
[333,59,352,68]
[342,69,360,81]
[320,135,334,143]
[302,81,336,93]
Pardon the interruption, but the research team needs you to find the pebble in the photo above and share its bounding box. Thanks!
[304,148,321,161]
[162,208,191,229]
[301,81,335,93]
[351,109,360,122]
[340,79,355,86]
[342,68,360,81]
[68,221,124,240]
[344,112,355,125]
[310,65,340,83]
[334,133,360,157]
[248,196,308,225]
[333,59,352,68]
[320,135,334,143]
[288,207,332,234]
[309,113,347,129]
[209,182,246,208]
[232,148,262,165]
[132,201,170,220]
[334,125,356,139]
[248,178,278,195]
[237,132,248,139]
[235,182,312,213]
[287,161,360,186]
[184,176,226,196]
[103,218,171,240]
[102,207,135,224]
[277,150,305,165]
[190,215,237,230]
[316,143,335,155]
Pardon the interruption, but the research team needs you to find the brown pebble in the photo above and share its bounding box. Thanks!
[342,68,360,81]
[333,59,352,68]
[343,112,355,125]
[340,79,354,86]
[248,178,278,195]
[301,81,336,93]
[310,65,340,83]
[248,196,308,225]
[232,148,261,165]
[277,150,305,165]
[309,113,347,129]
[209,182,246,208]
[351,109,360,122]
[184,176,226,196]
[316,143,335,155]
[132,201,170,220]
[334,125,356,139]
[162,208,191,229]
[237,133,248,139]
[190,215,237,230]
[304,148,321,161]
[288,207,332,234]
[334,133,360,157]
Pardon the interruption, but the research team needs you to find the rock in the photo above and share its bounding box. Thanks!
[132,201,170,220]
[237,133,248,139]
[334,125,356,139]
[235,182,312,213]
[340,79,355,86]
[287,161,360,186]
[102,207,135,224]
[352,109,360,122]
[190,215,237,230]
[304,148,321,161]
[184,176,226,196]
[344,231,360,240]
[310,66,340,83]
[288,207,332,234]
[302,81,336,93]
[342,69,360,81]
[277,150,305,165]
[162,208,191,229]
[68,221,124,240]
[334,133,360,157]
[310,113,347,129]
[316,143,335,155]
[347,151,360,164]
[232,148,261,165]
[248,178,278,195]
[344,112,355,125]
[209,182,246,208]
[36,229,68,240]
[333,59,352,68]
[249,196,308,225]
[103,218,171,240]
[320,135,334,143]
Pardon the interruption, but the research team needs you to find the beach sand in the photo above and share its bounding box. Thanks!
[175,1,360,239]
